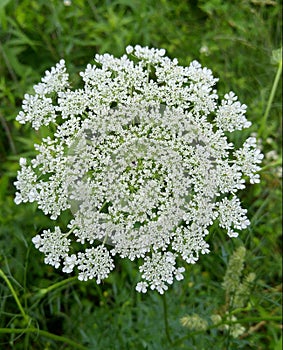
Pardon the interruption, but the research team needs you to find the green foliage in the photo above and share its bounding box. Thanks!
[0,0,282,349]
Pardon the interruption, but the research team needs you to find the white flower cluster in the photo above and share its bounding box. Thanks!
[14,45,263,293]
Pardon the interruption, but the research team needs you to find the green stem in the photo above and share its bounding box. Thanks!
[162,293,172,344]
[0,269,30,325]
[102,232,109,245]
[64,225,77,238]
[0,41,18,82]
[260,57,282,137]
[23,248,31,350]
[34,276,77,299]
[0,114,17,154]
[23,247,30,311]
[0,328,88,350]
[99,200,109,213]
[260,158,282,171]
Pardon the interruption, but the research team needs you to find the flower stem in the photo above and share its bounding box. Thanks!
[260,55,282,137]
[0,328,88,350]
[64,225,78,239]
[162,293,172,344]
[34,276,77,299]
[0,268,30,325]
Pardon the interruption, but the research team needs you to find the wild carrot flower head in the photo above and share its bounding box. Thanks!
[14,45,263,293]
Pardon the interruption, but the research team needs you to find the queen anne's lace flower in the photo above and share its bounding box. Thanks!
[14,46,263,293]
[76,246,114,283]
[32,227,70,268]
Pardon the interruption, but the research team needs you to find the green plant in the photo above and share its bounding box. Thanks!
[0,0,281,349]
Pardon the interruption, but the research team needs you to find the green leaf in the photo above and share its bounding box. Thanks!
[1,44,29,77]
[0,0,11,30]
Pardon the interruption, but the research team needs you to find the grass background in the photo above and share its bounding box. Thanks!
[0,0,282,349]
